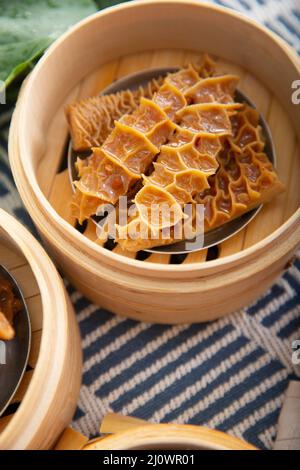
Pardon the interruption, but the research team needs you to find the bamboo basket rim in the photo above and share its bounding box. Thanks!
[83,423,257,450]
[14,0,300,274]
[0,210,77,448]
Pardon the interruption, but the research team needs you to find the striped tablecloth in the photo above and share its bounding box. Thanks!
[0,0,300,450]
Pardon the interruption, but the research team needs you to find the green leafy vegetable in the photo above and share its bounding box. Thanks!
[0,0,97,88]
[95,0,129,8]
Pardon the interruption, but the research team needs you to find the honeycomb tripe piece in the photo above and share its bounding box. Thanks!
[176,102,242,134]
[117,104,284,252]
[114,72,241,250]
[66,54,216,152]
[66,76,164,152]
[116,100,242,252]
[116,135,221,251]
[184,74,240,104]
[71,59,219,224]
[195,105,285,231]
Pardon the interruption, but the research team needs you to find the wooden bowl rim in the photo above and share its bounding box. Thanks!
[0,210,76,447]
[83,423,257,450]
[14,0,300,273]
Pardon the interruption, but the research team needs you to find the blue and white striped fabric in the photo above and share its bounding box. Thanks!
[214,0,300,55]
[1,0,300,450]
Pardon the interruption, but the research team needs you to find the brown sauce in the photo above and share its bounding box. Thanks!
[0,279,22,340]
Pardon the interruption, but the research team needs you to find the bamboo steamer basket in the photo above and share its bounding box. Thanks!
[83,425,256,451]
[55,413,256,450]
[0,210,82,449]
[9,0,300,323]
